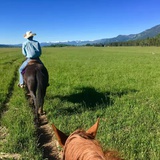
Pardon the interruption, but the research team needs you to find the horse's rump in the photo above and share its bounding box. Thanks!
[23,61,49,123]
[23,62,48,87]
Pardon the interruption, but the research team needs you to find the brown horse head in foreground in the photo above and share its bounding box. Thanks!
[52,119,123,160]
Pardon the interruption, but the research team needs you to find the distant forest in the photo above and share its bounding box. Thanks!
[88,34,160,47]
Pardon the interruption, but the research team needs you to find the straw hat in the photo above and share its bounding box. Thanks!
[24,31,36,39]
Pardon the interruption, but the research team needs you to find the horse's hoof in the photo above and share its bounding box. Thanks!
[41,111,46,115]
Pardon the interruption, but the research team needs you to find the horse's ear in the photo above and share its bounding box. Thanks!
[86,118,100,138]
[52,124,68,148]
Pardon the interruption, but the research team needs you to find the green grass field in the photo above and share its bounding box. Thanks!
[1,47,160,159]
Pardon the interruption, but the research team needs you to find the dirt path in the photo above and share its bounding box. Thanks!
[1,64,60,159]
[37,114,61,160]
[0,108,61,160]
[0,112,61,160]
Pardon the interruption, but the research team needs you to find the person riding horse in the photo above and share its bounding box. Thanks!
[18,31,49,124]
[18,31,43,88]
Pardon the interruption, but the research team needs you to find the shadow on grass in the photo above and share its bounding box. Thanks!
[47,87,138,116]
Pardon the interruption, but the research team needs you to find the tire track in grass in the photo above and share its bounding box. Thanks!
[27,96,60,159]
[0,65,21,159]
[0,66,18,119]
[0,58,20,115]
[37,114,60,160]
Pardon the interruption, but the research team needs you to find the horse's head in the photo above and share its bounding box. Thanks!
[52,118,100,148]
[52,119,123,160]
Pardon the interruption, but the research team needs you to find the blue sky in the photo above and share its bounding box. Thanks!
[1,0,160,44]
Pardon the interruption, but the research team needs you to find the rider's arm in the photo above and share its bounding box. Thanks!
[38,42,42,56]
[22,42,27,57]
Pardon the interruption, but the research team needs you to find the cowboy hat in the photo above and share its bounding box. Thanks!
[24,31,36,39]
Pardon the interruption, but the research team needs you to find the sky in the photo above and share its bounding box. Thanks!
[0,0,160,44]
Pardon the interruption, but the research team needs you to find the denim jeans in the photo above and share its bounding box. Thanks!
[19,58,42,84]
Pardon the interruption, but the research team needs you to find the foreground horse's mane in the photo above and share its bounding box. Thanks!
[52,119,123,160]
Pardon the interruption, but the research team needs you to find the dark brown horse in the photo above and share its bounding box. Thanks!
[23,60,49,123]
[52,119,123,160]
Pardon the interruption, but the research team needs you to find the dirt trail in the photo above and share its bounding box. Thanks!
[0,104,61,160]
[1,64,60,159]
[37,114,61,160]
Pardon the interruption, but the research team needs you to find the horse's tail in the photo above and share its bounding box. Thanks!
[36,66,48,115]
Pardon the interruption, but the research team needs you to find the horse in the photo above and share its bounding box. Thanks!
[23,60,49,124]
[52,119,123,160]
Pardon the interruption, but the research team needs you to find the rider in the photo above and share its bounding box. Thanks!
[18,31,42,88]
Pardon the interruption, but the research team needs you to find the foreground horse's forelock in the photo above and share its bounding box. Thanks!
[52,119,123,160]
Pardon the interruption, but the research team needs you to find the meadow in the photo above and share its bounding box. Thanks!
[0,46,160,159]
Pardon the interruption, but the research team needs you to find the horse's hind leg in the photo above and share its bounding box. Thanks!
[39,97,45,115]
[29,91,39,125]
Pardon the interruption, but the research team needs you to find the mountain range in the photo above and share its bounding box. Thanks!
[41,24,160,46]
[1,24,160,47]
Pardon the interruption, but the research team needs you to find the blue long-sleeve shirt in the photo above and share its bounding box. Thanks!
[22,39,42,58]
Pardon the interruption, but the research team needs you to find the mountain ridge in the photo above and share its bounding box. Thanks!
[41,24,160,46]
[1,24,160,47]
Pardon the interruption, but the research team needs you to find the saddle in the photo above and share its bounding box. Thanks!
[28,59,40,65]
[22,59,41,75]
